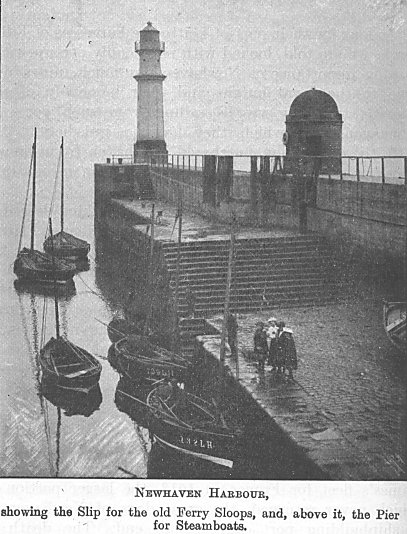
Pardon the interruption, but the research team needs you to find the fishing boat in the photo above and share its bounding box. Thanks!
[114,334,192,382]
[43,137,90,261]
[107,310,146,344]
[39,219,102,391]
[147,383,237,468]
[14,129,76,284]
[383,300,406,353]
[146,227,240,469]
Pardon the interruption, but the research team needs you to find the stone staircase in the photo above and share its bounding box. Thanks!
[161,234,337,346]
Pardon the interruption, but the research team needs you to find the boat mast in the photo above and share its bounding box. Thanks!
[49,218,60,338]
[60,136,64,233]
[144,204,155,335]
[175,194,182,318]
[30,127,37,250]
[218,225,235,405]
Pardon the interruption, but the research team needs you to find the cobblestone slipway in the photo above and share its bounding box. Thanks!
[207,280,406,480]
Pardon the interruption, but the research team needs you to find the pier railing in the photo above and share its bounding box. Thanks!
[144,154,407,227]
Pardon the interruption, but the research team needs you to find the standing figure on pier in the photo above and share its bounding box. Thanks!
[185,286,196,318]
[276,321,298,379]
[266,317,278,370]
[253,322,268,371]
[227,313,238,359]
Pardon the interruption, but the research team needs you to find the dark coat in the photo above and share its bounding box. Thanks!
[277,330,297,370]
[254,328,268,353]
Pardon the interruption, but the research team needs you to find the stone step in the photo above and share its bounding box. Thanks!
[160,235,324,250]
[172,272,332,287]
[163,243,325,259]
[166,260,328,275]
[176,295,335,316]
[165,252,329,266]
[170,273,327,288]
[176,284,332,301]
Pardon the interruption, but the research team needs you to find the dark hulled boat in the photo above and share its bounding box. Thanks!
[43,137,90,261]
[383,300,406,353]
[146,229,240,470]
[39,219,102,391]
[114,334,192,382]
[147,383,237,469]
[14,248,76,284]
[14,129,76,285]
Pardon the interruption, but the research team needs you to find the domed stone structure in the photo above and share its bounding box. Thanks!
[284,88,342,174]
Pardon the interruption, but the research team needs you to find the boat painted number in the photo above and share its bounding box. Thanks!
[179,435,213,449]
[147,367,174,378]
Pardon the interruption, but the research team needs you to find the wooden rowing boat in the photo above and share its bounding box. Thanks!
[383,300,406,353]
[39,219,102,391]
[147,383,238,468]
[40,336,102,391]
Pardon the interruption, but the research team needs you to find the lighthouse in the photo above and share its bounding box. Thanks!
[134,22,167,162]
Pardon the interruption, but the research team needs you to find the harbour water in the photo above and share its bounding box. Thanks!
[0,167,273,479]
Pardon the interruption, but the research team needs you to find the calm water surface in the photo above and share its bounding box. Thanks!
[0,168,245,479]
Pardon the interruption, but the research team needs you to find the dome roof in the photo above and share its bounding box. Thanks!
[289,89,339,116]
[142,21,158,32]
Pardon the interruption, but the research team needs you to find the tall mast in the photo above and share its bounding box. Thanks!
[144,204,155,335]
[60,136,64,233]
[218,227,235,407]
[30,128,37,250]
[49,218,60,338]
[175,194,182,315]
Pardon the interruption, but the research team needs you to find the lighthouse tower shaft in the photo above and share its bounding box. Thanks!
[134,22,167,162]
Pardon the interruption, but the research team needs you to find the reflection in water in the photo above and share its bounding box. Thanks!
[41,380,103,417]
[14,279,77,301]
[114,375,151,430]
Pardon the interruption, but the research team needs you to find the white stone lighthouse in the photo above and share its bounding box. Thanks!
[134,22,167,162]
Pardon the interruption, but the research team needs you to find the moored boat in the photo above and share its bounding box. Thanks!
[114,334,192,382]
[383,300,406,353]
[40,336,102,391]
[14,248,76,284]
[14,129,76,285]
[43,137,90,261]
[39,218,102,391]
[147,383,238,468]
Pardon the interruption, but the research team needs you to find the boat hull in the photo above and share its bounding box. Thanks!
[14,248,76,284]
[114,335,191,382]
[40,337,102,391]
[147,387,237,468]
[43,231,90,260]
[383,301,406,353]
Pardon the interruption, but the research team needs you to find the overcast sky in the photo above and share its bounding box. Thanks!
[1,0,406,180]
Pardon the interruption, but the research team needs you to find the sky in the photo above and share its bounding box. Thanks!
[1,0,406,182]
